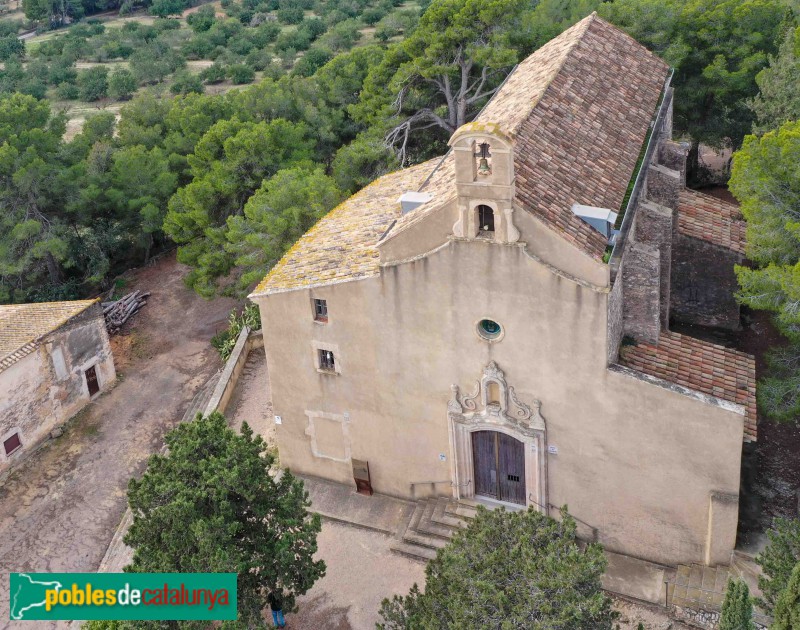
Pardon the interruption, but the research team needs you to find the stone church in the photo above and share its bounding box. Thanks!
[250,13,755,567]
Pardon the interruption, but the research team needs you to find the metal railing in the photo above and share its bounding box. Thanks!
[608,68,675,282]
[528,494,599,542]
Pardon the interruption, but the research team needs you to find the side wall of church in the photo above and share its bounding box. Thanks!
[256,238,744,566]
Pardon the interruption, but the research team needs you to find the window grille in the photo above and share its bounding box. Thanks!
[319,349,336,372]
[314,299,328,322]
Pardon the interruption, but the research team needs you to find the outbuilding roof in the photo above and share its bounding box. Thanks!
[253,12,669,296]
[620,331,757,441]
[0,300,99,371]
[677,189,746,255]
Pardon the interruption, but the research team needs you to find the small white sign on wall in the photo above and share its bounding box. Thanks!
[274,415,282,425]
[547,445,558,455]
[439,453,447,462]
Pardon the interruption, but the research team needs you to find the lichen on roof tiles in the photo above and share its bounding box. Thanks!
[0,300,98,359]
[251,159,439,296]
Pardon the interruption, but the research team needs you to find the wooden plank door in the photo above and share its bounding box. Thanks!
[498,433,526,505]
[472,431,498,499]
[85,365,99,397]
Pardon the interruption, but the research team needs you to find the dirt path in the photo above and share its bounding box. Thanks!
[0,253,237,628]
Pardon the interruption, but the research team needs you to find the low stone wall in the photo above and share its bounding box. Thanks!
[203,328,264,417]
[96,328,264,575]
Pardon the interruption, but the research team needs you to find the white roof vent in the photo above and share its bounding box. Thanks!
[399,191,433,214]
[571,204,619,245]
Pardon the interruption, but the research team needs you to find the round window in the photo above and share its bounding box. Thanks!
[477,319,502,340]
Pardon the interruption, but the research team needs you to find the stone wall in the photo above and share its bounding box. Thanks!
[671,235,743,330]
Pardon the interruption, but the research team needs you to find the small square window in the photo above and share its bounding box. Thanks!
[4,432,21,456]
[314,299,328,322]
[319,349,336,372]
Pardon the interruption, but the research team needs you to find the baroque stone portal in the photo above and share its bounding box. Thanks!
[447,361,548,511]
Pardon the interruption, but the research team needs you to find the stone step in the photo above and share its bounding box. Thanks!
[444,500,478,521]
[430,497,468,530]
[413,500,459,540]
[402,504,449,551]
[390,541,438,563]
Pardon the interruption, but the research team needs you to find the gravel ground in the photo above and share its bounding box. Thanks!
[0,253,237,629]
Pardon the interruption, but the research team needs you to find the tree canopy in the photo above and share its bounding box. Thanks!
[719,579,755,630]
[730,121,800,421]
[755,518,800,614]
[377,507,614,629]
[124,412,325,629]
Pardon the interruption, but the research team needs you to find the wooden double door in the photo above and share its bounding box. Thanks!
[471,430,526,505]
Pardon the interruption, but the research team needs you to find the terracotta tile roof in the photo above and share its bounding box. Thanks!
[0,300,98,369]
[508,14,670,260]
[620,331,757,441]
[677,189,746,255]
[251,160,439,295]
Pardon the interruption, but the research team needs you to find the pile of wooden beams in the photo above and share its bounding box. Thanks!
[102,291,149,334]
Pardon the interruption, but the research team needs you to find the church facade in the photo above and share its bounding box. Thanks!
[250,14,755,567]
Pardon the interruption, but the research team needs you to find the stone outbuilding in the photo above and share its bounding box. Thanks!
[0,299,115,473]
[250,14,756,568]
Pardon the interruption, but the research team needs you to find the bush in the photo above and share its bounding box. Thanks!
[211,304,261,361]
[227,63,255,84]
[56,81,80,100]
[361,6,386,25]
[186,5,217,32]
[301,17,326,39]
[200,62,227,83]
[170,70,204,94]
[77,66,109,101]
[150,0,185,18]
[292,46,332,76]
[275,27,310,52]
[108,68,137,100]
[276,6,304,23]
[0,34,24,61]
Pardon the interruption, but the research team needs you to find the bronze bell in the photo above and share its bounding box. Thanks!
[476,142,491,175]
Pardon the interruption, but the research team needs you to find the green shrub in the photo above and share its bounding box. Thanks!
[200,62,227,83]
[227,63,255,83]
[276,6,304,23]
[77,66,109,101]
[211,303,261,361]
[108,68,137,100]
[170,70,204,94]
[56,80,80,100]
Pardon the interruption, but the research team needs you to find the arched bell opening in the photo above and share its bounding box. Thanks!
[476,204,495,237]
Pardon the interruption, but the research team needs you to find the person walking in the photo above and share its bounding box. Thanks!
[268,590,286,628]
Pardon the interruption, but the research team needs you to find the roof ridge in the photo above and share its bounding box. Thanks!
[474,12,598,135]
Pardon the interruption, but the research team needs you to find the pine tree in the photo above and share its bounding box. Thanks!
[719,578,755,630]
[756,518,800,613]
[772,562,800,630]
